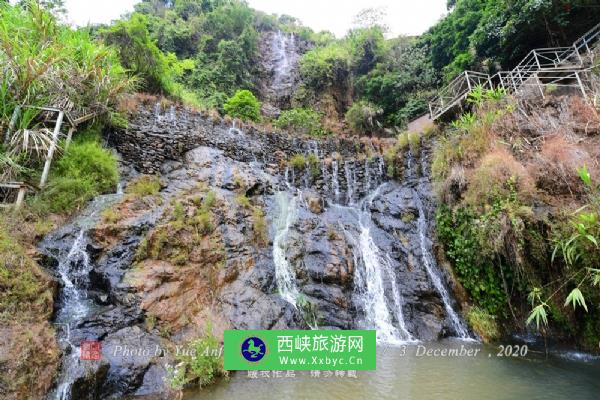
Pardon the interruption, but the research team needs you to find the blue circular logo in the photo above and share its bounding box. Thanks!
[241,336,266,362]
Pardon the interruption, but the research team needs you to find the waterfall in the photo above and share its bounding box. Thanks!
[414,193,470,339]
[354,223,414,343]
[41,192,123,400]
[154,102,161,122]
[378,156,384,178]
[344,161,354,204]
[403,146,470,339]
[332,160,340,202]
[321,161,329,193]
[333,185,414,344]
[272,191,300,307]
[168,105,176,123]
[53,229,94,400]
[55,229,92,322]
[382,253,412,341]
[303,162,310,188]
[273,30,293,89]
[229,120,242,135]
[364,159,371,193]
[284,166,290,189]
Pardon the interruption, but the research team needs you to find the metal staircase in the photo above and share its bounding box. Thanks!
[429,21,600,121]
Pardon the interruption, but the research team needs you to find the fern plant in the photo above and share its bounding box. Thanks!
[527,166,600,330]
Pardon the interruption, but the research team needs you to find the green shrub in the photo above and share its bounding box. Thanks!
[126,175,161,197]
[0,223,51,318]
[31,139,119,214]
[236,194,251,209]
[436,205,508,315]
[299,43,350,89]
[345,100,383,134]
[275,108,325,136]
[407,132,420,154]
[54,141,119,193]
[307,153,320,178]
[194,210,213,235]
[467,306,500,342]
[167,326,225,389]
[289,154,306,169]
[101,13,176,94]
[223,89,261,122]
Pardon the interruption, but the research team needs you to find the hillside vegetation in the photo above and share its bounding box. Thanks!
[433,89,600,347]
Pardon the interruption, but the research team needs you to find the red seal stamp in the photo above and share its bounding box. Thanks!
[80,341,102,361]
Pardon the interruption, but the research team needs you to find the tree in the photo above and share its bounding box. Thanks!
[223,89,261,121]
[352,7,389,33]
[18,0,66,19]
[101,13,175,94]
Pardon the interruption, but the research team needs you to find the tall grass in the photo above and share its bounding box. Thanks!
[0,2,135,182]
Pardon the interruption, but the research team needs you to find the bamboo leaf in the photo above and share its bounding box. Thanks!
[526,304,548,330]
[564,288,588,312]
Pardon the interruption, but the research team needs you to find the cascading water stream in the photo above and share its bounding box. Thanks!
[332,160,340,202]
[414,193,470,339]
[229,120,243,135]
[272,191,300,307]
[53,229,94,400]
[42,192,122,400]
[272,30,295,90]
[330,175,414,344]
[405,150,471,339]
[344,161,354,204]
[353,186,414,343]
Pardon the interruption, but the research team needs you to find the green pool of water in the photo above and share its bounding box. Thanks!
[186,340,600,400]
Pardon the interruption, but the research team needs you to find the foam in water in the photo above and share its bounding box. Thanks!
[272,191,300,307]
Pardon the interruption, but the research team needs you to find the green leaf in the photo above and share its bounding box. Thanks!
[564,288,588,312]
[526,304,548,330]
[577,166,592,187]
[585,234,598,247]
[591,269,600,286]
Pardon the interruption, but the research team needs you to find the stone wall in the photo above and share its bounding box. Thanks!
[107,105,379,175]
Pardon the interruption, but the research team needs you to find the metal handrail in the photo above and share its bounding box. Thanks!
[429,71,491,120]
[574,21,600,53]
[428,20,600,120]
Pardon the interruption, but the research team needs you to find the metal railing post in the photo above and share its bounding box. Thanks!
[64,126,76,151]
[574,71,589,103]
[39,111,64,189]
[465,71,472,91]
[15,185,26,209]
[533,51,541,69]
[535,74,545,99]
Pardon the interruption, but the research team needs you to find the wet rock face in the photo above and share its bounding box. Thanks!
[41,107,468,397]
[38,192,171,399]
[257,30,310,113]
